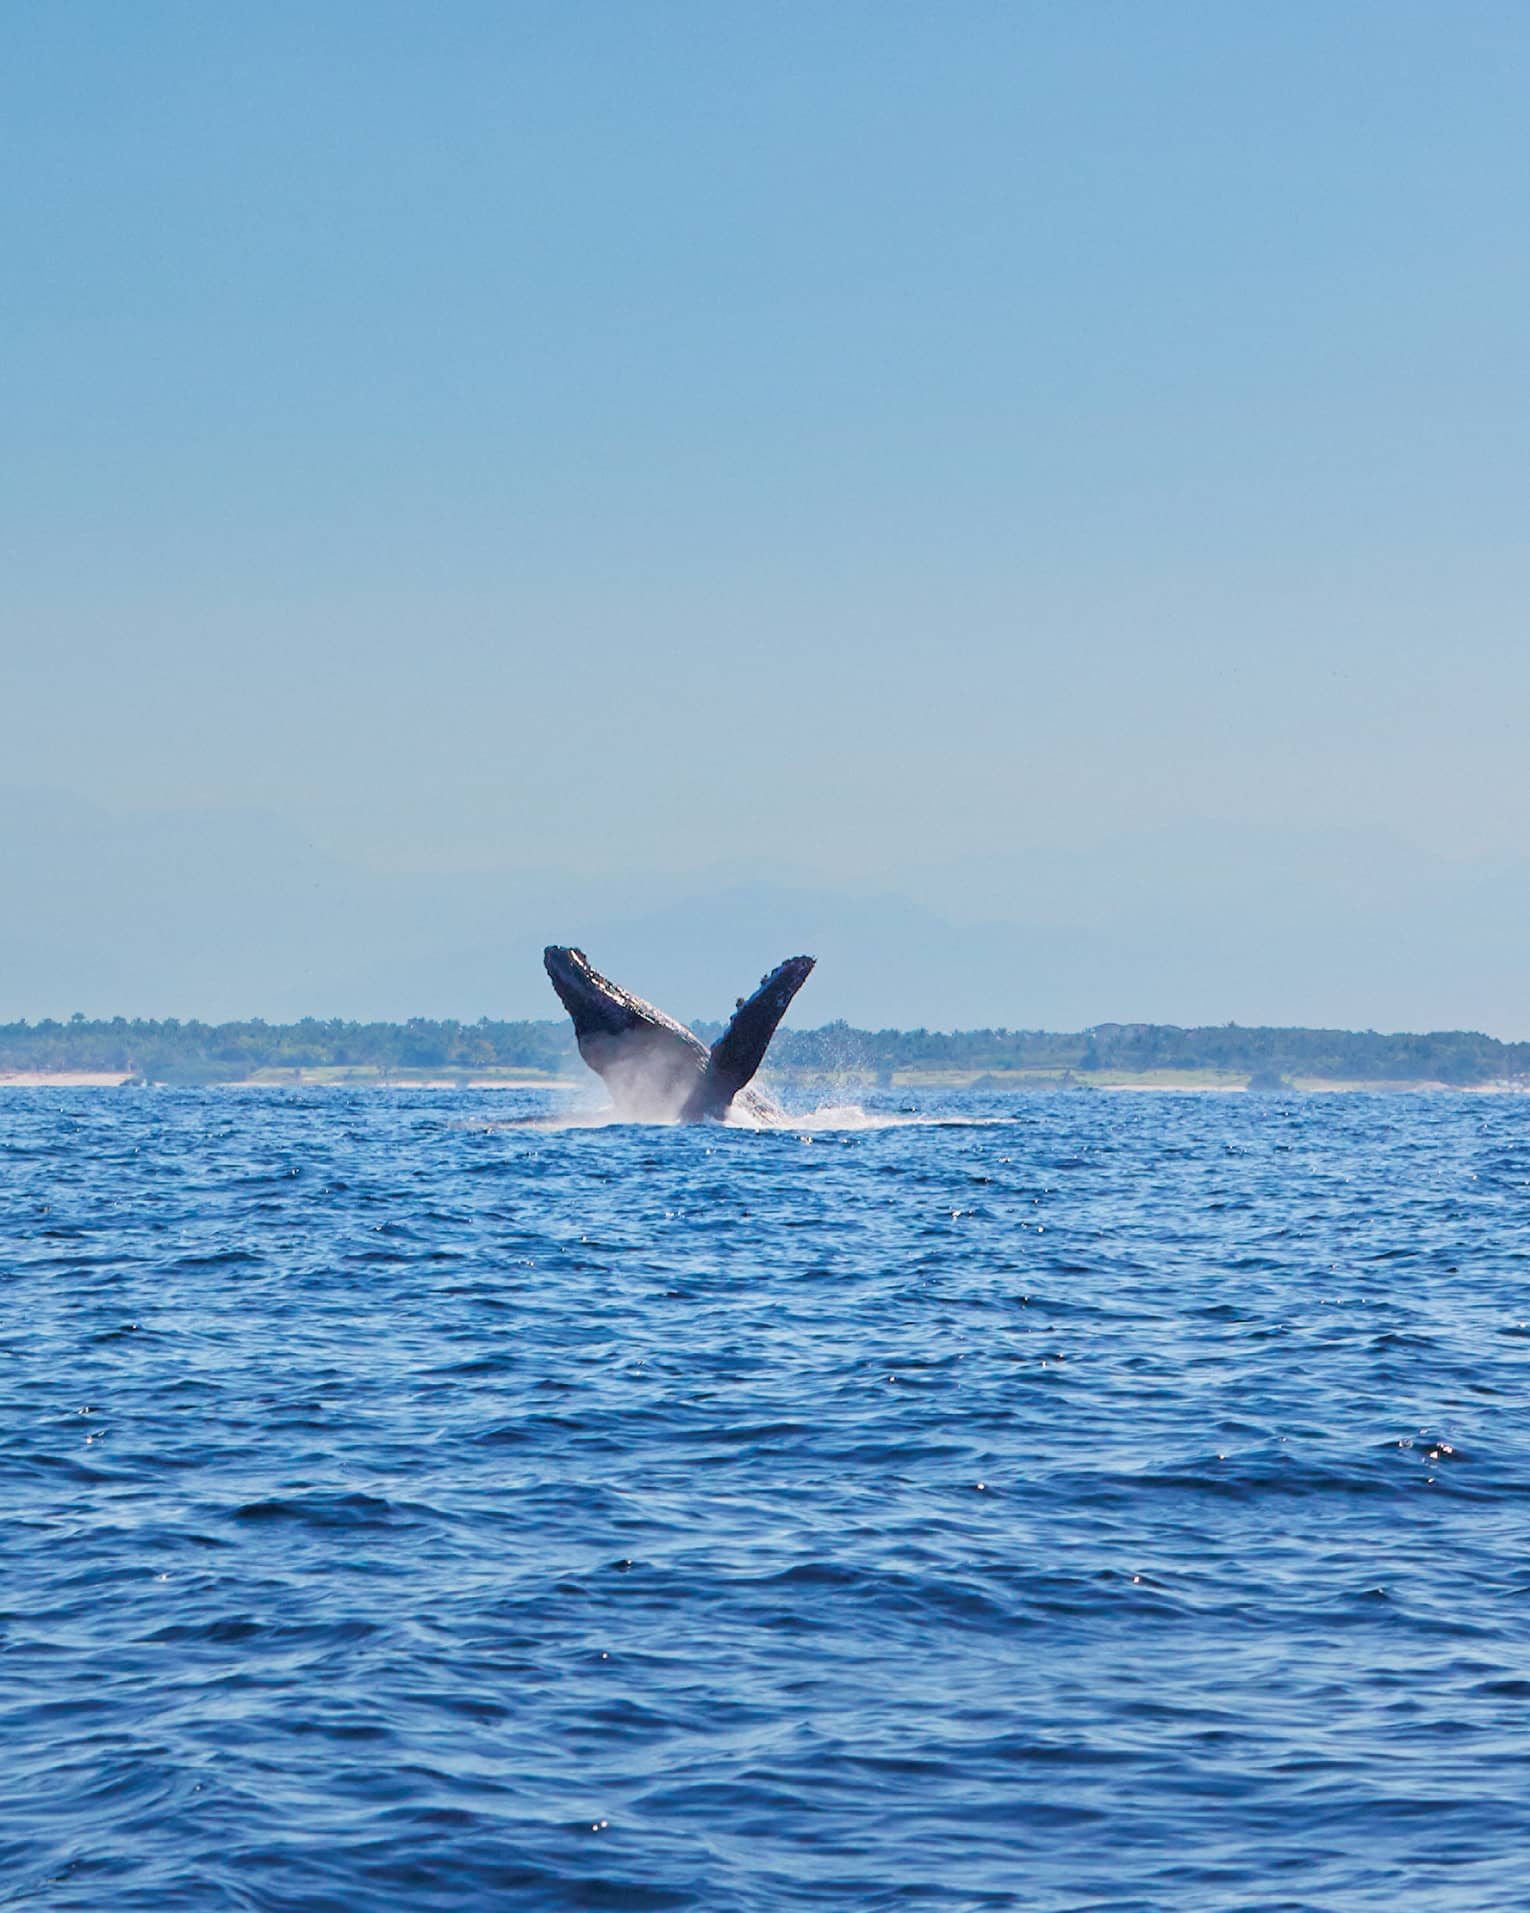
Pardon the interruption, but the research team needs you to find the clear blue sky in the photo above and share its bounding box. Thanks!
[4,3,1528,1029]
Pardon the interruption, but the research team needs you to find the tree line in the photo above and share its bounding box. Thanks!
[3,1014,1528,1084]
[761,1020,1530,1084]
[0,1016,576,1082]
[1073,1021,1528,1084]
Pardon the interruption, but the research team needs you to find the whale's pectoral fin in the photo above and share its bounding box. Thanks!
[703,956,816,1108]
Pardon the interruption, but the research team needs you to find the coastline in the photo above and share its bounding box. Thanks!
[0,1070,579,1090]
[0,1072,137,1087]
[3,1069,1524,1094]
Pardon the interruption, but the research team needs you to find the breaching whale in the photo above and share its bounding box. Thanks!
[543,945,815,1124]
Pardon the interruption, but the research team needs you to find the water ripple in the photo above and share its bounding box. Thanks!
[3,1086,1530,1909]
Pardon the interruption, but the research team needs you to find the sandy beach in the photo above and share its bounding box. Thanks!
[0,1072,136,1088]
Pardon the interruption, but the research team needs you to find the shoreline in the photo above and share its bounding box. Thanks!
[2,1070,1526,1095]
[0,1071,580,1090]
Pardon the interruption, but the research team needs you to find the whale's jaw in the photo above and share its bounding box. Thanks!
[542,945,815,1124]
[542,945,675,1043]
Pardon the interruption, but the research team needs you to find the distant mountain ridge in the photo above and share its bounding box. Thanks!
[5,786,1530,1038]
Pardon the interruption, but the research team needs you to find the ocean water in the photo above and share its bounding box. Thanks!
[4,1086,1530,1912]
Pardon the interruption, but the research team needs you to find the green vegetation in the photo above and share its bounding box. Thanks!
[0,1016,576,1085]
[2,1014,1527,1087]
[759,1020,1530,1087]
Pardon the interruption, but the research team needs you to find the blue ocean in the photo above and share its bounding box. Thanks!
[5,1086,1530,1911]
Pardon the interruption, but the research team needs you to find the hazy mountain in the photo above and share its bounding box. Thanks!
[2,788,1526,1037]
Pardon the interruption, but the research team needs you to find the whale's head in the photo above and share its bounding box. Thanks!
[544,944,712,1117]
[543,945,643,1039]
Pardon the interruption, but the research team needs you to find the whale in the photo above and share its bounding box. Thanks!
[543,945,815,1124]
